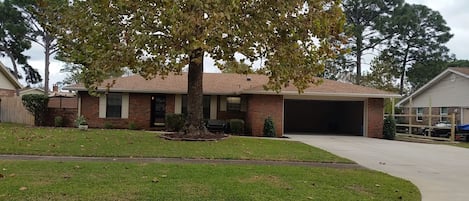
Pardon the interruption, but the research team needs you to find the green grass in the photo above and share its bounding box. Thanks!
[0,123,351,163]
[450,142,469,148]
[0,161,421,201]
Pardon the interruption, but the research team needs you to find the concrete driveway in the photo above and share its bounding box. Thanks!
[287,135,469,201]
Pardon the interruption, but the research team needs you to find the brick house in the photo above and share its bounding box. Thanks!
[396,67,469,126]
[64,73,399,138]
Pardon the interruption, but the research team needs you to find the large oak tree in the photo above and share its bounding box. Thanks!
[54,0,345,136]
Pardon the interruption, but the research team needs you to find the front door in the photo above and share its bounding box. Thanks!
[151,95,166,127]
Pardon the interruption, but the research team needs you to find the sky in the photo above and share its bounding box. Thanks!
[1,0,468,90]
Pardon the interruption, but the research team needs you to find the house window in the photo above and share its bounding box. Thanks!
[227,96,241,111]
[440,107,448,122]
[416,108,424,122]
[106,93,122,118]
[181,95,211,119]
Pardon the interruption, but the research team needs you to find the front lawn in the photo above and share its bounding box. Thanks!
[0,161,421,201]
[0,123,351,163]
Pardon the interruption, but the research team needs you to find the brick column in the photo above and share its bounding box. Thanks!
[246,95,283,137]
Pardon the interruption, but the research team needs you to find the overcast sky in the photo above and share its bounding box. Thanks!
[1,0,468,90]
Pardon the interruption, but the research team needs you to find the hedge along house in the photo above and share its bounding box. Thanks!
[64,73,399,138]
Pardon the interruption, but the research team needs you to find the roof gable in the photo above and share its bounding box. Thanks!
[0,61,22,90]
[396,67,469,106]
[65,73,399,98]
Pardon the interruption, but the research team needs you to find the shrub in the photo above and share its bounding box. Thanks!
[21,94,49,126]
[229,119,245,135]
[383,115,396,140]
[129,122,138,130]
[263,116,276,137]
[74,115,87,127]
[165,113,185,132]
[104,122,114,129]
[54,116,63,127]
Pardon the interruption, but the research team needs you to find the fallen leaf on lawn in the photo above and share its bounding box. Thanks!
[375,184,381,187]
[9,173,15,177]
[2,168,6,171]
[19,187,27,191]
[80,145,84,148]
[63,175,72,179]
[152,177,159,183]
[74,165,80,169]
[307,196,314,200]
[161,175,167,178]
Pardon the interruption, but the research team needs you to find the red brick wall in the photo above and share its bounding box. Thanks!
[45,108,78,127]
[367,98,384,138]
[0,89,16,97]
[246,95,283,137]
[48,97,78,108]
[79,92,176,129]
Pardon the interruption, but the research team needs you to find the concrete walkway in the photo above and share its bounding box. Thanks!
[287,135,469,201]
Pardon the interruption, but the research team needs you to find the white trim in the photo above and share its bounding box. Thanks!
[210,95,217,119]
[78,95,82,116]
[121,93,129,119]
[220,96,227,111]
[99,94,106,118]
[174,94,182,114]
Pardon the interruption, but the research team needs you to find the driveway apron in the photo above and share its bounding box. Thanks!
[287,135,469,201]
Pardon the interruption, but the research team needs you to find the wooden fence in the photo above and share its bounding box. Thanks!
[386,113,456,142]
[0,96,34,125]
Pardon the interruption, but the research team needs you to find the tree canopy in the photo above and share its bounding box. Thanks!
[342,0,403,84]
[0,0,42,85]
[381,3,452,94]
[54,0,346,136]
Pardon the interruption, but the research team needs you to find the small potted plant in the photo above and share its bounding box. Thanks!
[75,115,88,130]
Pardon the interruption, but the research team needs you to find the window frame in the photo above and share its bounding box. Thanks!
[416,107,424,122]
[106,93,122,118]
[226,96,241,111]
[440,107,448,122]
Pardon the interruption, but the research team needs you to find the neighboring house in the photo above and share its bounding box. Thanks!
[396,67,469,126]
[0,61,22,97]
[64,73,399,138]
[19,87,45,97]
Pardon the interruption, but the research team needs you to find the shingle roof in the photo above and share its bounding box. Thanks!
[64,73,399,98]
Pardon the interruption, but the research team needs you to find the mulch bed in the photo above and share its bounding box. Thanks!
[160,132,229,141]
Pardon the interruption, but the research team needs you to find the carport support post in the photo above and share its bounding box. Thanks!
[450,113,455,142]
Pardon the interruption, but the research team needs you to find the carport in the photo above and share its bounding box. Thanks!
[284,99,364,135]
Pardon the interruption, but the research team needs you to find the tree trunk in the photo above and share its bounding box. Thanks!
[399,47,410,95]
[355,35,363,85]
[44,38,50,94]
[184,48,208,136]
[9,55,20,96]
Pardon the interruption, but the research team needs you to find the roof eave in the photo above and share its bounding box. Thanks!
[243,90,400,99]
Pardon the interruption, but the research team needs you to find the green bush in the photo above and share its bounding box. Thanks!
[104,122,114,129]
[229,119,245,135]
[21,94,49,126]
[165,113,185,132]
[54,116,63,127]
[383,115,396,140]
[263,116,276,137]
[128,122,138,130]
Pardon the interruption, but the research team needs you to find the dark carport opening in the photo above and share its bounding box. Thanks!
[284,100,364,136]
